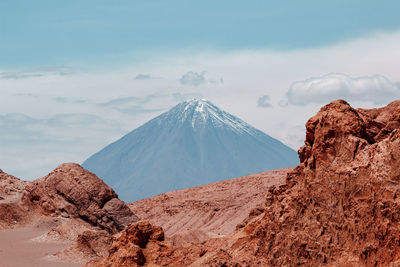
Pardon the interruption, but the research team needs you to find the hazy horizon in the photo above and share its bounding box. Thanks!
[2,1,400,178]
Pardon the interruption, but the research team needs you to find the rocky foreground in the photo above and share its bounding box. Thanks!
[0,163,289,266]
[88,100,400,266]
[0,163,139,265]
[2,99,400,266]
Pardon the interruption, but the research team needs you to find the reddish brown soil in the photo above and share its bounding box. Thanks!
[129,168,290,245]
[0,223,80,267]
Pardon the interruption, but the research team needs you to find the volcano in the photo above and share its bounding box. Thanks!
[83,99,298,201]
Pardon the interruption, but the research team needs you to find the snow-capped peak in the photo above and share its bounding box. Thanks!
[163,99,255,135]
[183,98,211,111]
[83,97,299,202]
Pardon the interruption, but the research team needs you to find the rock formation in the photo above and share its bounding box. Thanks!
[21,163,138,233]
[0,163,139,265]
[85,221,168,267]
[0,169,27,199]
[57,229,112,262]
[89,99,400,266]
[0,170,28,228]
[200,99,400,266]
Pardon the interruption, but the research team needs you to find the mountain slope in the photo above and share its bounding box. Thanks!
[83,99,298,201]
[129,168,291,245]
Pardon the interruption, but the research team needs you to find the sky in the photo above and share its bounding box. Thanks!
[2,1,400,179]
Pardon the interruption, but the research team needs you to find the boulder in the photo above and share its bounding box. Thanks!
[86,221,167,267]
[22,163,139,233]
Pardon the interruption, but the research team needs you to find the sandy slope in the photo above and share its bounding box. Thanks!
[129,168,291,245]
[0,220,80,267]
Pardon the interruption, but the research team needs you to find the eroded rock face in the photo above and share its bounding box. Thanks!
[221,100,400,266]
[85,221,168,267]
[56,229,112,264]
[0,170,27,200]
[21,163,139,233]
[0,170,29,228]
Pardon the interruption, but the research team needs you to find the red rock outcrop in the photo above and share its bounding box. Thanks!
[0,169,27,199]
[21,163,139,233]
[85,221,169,267]
[201,100,400,266]
[91,100,400,267]
[0,170,29,228]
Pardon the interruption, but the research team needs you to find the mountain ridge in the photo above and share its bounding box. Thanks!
[83,99,298,201]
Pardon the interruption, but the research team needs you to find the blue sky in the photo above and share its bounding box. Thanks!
[1,1,400,67]
[2,2,400,179]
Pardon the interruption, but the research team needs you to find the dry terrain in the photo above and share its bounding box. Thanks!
[0,218,80,267]
[91,100,400,266]
[129,168,290,245]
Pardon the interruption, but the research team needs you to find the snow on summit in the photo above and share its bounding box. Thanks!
[167,99,253,133]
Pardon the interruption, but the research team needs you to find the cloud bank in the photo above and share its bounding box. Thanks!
[2,30,400,179]
[0,113,122,179]
[285,73,400,106]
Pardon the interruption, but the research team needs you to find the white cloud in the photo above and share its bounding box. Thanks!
[97,94,161,107]
[285,73,400,105]
[257,95,273,108]
[134,74,161,80]
[52,96,87,104]
[0,66,76,79]
[179,71,206,86]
